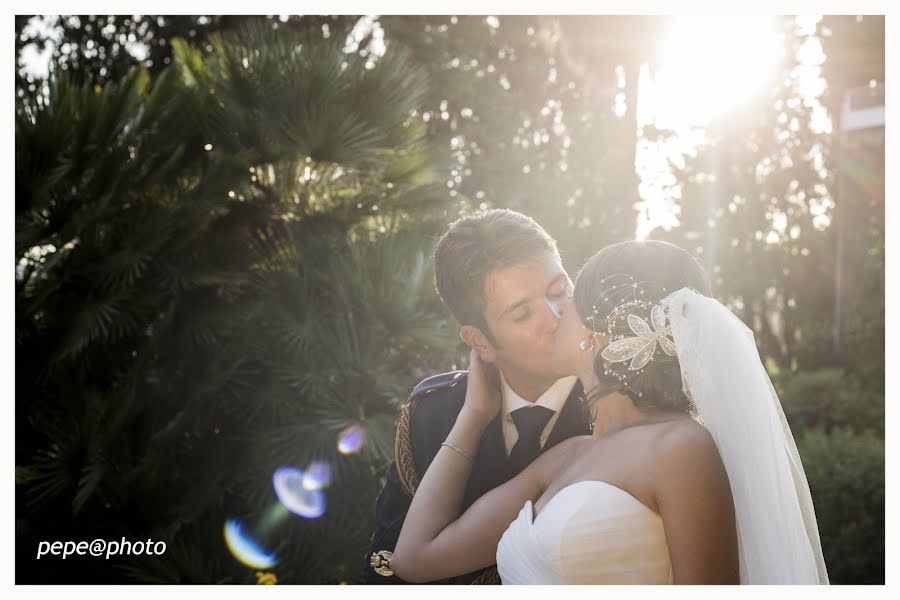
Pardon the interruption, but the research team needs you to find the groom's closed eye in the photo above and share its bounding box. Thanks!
[546,278,573,300]
[514,286,567,322]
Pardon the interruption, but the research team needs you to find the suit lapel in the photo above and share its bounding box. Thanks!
[544,380,590,450]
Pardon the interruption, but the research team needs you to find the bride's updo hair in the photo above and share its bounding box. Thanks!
[573,240,711,415]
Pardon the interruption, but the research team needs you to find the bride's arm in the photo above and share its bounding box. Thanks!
[654,424,740,584]
[389,351,561,583]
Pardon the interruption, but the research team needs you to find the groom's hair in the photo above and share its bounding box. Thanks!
[434,209,560,345]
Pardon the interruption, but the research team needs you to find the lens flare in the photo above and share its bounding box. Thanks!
[302,460,332,490]
[337,425,366,454]
[223,518,279,569]
[272,466,326,519]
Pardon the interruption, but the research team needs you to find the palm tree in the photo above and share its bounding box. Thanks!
[16,18,455,583]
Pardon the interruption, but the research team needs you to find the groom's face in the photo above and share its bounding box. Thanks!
[477,250,573,381]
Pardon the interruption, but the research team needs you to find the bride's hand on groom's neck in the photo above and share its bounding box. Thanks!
[462,349,502,425]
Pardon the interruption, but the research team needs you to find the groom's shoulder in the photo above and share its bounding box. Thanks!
[410,370,468,400]
[392,370,469,498]
[406,370,469,423]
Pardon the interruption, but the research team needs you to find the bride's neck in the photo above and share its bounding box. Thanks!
[589,391,650,436]
[579,368,672,436]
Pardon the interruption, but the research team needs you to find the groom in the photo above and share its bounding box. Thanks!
[363,209,591,584]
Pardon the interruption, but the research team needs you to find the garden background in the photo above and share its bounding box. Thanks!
[14,14,884,584]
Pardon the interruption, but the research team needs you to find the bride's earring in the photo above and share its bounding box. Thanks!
[579,339,594,351]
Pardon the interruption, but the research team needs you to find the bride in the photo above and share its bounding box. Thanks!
[389,240,829,584]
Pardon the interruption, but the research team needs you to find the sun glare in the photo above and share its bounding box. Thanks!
[636,16,784,239]
[646,16,781,130]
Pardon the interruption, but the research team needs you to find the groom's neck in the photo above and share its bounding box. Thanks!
[499,368,558,403]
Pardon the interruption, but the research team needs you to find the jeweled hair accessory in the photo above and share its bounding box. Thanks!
[601,305,677,370]
[586,274,678,398]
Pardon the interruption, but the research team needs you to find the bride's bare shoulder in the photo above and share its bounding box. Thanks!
[555,434,594,456]
[653,417,720,463]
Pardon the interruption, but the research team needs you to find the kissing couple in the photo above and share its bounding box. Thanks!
[364,209,829,585]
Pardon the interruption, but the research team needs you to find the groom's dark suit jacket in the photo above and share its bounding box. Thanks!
[363,370,590,584]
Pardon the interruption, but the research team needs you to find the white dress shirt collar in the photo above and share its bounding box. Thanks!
[499,371,578,455]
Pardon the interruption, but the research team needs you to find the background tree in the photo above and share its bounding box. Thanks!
[16,17,455,583]
[379,15,664,267]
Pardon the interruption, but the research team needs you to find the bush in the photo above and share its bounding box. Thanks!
[778,368,884,436]
[797,427,884,584]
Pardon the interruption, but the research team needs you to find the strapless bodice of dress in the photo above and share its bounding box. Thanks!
[496,480,673,584]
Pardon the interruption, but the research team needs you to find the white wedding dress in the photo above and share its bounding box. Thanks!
[496,480,673,584]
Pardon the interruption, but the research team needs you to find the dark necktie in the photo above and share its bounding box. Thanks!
[508,405,555,476]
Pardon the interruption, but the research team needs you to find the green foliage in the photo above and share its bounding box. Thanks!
[797,428,884,584]
[16,18,453,584]
[777,368,884,436]
[775,361,884,584]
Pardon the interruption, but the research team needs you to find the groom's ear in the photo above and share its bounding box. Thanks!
[459,325,497,364]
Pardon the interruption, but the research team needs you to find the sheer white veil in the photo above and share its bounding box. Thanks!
[663,287,829,584]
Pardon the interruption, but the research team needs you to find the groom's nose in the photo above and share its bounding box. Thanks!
[541,298,565,331]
